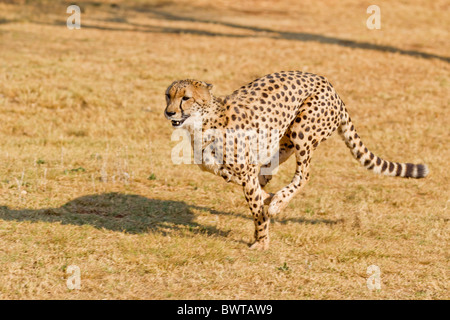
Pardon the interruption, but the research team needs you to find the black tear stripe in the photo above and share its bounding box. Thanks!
[179,99,184,113]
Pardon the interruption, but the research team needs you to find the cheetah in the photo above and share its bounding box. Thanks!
[164,71,428,250]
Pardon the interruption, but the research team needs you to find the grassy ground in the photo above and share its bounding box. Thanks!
[0,0,448,299]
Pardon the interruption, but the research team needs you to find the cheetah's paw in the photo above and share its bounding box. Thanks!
[249,239,269,250]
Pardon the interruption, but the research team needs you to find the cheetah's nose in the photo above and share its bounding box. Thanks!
[165,111,176,118]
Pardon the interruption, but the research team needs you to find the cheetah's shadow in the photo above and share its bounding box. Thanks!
[0,192,344,240]
[0,193,233,238]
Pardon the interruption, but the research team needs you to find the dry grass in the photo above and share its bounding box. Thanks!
[0,0,448,299]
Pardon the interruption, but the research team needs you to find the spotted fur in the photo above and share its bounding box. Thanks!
[164,71,429,250]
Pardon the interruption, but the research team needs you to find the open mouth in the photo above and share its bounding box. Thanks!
[171,118,187,127]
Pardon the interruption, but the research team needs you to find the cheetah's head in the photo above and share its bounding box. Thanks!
[164,79,213,128]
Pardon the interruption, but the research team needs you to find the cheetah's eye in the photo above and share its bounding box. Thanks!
[182,96,191,101]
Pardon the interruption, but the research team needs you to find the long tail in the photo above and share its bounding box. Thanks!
[338,109,428,179]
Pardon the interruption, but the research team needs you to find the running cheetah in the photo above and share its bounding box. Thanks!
[164,71,428,250]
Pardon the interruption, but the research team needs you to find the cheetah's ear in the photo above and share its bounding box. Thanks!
[197,81,213,91]
[191,80,213,91]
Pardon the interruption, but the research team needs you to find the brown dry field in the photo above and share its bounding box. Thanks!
[0,0,448,299]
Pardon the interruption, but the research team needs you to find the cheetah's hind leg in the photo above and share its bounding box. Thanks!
[258,133,295,189]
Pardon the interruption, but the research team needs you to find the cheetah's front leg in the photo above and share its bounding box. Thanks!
[243,175,270,250]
